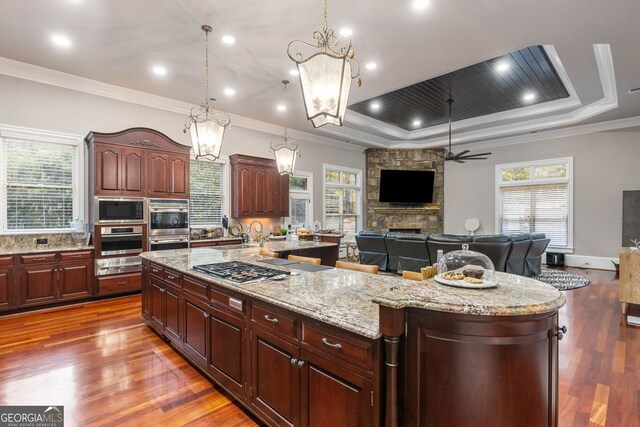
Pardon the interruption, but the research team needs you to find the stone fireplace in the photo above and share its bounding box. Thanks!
[365,149,444,235]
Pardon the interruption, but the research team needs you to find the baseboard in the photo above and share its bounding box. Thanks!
[543,253,619,271]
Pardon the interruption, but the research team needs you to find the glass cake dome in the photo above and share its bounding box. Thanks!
[437,244,496,283]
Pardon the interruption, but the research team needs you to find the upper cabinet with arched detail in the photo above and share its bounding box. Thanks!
[86,128,191,199]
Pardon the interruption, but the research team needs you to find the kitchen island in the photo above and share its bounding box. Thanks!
[140,242,565,426]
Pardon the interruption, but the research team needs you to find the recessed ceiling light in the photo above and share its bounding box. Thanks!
[277,104,287,112]
[339,28,353,37]
[495,61,510,73]
[224,87,236,97]
[370,102,381,111]
[365,62,377,70]
[152,65,167,76]
[412,119,422,127]
[522,91,537,103]
[411,0,430,10]
[222,35,236,45]
[51,34,72,48]
[289,69,299,76]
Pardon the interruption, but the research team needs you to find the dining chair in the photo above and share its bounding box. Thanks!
[335,261,378,274]
[288,254,321,265]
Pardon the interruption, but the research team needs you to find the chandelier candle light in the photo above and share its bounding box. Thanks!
[271,80,299,175]
[287,0,361,127]
[184,25,231,160]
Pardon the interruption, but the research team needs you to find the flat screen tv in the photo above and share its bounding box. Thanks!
[378,169,435,204]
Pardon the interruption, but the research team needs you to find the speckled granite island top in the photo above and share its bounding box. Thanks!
[140,243,565,339]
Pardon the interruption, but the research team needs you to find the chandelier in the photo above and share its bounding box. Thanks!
[287,0,361,128]
[183,25,230,161]
[271,80,299,175]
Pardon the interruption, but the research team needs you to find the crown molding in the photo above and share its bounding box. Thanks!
[0,56,365,154]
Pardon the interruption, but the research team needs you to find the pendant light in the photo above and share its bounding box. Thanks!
[183,25,231,161]
[287,0,361,128]
[271,80,299,175]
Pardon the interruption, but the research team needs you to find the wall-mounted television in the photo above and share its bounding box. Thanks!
[378,169,435,204]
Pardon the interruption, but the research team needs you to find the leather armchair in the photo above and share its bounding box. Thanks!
[355,231,388,271]
[395,233,430,273]
[384,232,402,272]
[427,234,473,264]
[505,233,531,275]
[523,232,551,277]
[469,235,512,272]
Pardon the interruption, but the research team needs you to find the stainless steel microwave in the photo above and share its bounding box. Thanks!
[95,197,146,224]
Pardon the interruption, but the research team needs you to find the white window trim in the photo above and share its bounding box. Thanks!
[286,170,313,228]
[189,152,230,229]
[494,156,574,251]
[0,124,85,235]
[322,163,363,233]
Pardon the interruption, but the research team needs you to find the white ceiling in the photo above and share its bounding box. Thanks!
[0,0,638,149]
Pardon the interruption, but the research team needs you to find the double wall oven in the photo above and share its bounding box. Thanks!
[148,199,190,251]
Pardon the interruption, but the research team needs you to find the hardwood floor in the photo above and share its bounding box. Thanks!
[0,296,259,427]
[0,267,637,426]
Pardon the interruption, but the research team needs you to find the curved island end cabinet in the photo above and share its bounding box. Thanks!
[140,244,566,427]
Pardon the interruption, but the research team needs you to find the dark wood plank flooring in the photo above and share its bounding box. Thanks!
[0,267,637,426]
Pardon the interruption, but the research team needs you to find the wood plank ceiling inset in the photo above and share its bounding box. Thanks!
[348,45,570,130]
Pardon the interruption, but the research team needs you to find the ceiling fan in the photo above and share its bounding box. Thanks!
[436,98,492,163]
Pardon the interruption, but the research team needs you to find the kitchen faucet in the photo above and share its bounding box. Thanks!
[248,220,264,247]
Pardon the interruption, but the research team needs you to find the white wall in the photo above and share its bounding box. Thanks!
[0,74,366,226]
[444,128,640,259]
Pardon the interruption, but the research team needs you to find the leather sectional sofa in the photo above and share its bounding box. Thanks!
[355,231,551,277]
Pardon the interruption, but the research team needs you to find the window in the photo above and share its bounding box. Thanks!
[189,158,227,227]
[0,126,83,233]
[323,165,362,235]
[496,157,573,249]
[287,172,313,229]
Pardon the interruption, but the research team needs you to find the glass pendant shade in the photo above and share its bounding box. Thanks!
[273,143,298,175]
[298,53,352,127]
[189,114,227,160]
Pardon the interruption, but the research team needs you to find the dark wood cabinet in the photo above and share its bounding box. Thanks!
[19,263,58,306]
[140,261,382,426]
[251,327,300,427]
[58,260,93,300]
[230,154,290,218]
[184,295,209,369]
[0,267,15,311]
[94,145,145,197]
[208,304,246,398]
[86,128,191,201]
[301,350,374,427]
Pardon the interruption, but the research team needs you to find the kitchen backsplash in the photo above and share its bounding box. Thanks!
[0,233,79,251]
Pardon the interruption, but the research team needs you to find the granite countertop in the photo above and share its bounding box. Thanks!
[140,243,565,340]
[0,245,94,256]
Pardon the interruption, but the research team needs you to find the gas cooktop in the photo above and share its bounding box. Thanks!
[192,261,290,284]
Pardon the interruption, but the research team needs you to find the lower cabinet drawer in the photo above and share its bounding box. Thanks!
[252,303,297,339]
[20,253,57,265]
[301,321,374,371]
[183,275,208,300]
[0,256,13,268]
[97,273,141,294]
[59,251,93,261]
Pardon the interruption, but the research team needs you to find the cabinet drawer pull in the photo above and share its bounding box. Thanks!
[160,289,167,293]
[152,268,160,273]
[203,312,210,319]
[228,298,243,311]
[166,274,176,280]
[32,257,48,261]
[297,360,305,368]
[290,357,298,366]
[555,325,568,340]
[69,255,82,258]
[117,281,128,285]
[322,337,342,350]
[264,314,279,323]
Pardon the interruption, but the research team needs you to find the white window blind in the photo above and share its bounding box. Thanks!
[2,137,77,231]
[189,159,224,227]
[496,157,572,249]
[499,183,568,246]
